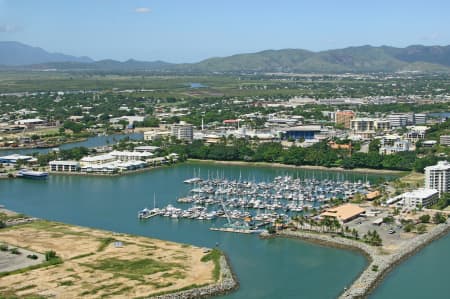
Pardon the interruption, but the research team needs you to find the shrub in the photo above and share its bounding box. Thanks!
[27,254,38,260]
[10,248,21,255]
[45,250,57,261]
[419,214,430,223]
[0,244,8,251]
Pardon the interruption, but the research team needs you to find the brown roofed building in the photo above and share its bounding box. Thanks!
[365,190,381,201]
[321,204,365,223]
[335,110,355,129]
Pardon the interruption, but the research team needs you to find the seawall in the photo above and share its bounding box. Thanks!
[152,254,238,299]
[278,222,450,299]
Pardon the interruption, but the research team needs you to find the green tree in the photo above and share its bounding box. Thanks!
[419,214,430,223]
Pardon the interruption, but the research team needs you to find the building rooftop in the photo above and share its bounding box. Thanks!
[285,125,322,132]
[402,188,438,199]
[424,161,450,171]
[321,204,365,222]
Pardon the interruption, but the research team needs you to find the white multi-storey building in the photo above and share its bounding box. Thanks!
[388,113,409,128]
[425,161,450,197]
[414,113,427,125]
[171,121,194,142]
[392,188,439,209]
[440,135,450,146]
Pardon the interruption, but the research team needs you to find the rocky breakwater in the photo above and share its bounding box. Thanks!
[278,222,450,299]
[152,255,238,299]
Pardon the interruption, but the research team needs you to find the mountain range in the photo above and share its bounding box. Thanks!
[1,41,450,73]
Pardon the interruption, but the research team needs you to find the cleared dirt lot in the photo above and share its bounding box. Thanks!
[0,220,215,299]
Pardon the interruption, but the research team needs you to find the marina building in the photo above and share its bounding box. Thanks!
[425,161,450,196]
[80,153,116,167]
[389,188,439,209]
[49,161,80,172]
[335,110,355,129]
[110,150,154,161]
[321,204,366,223]
[171,121,194,142]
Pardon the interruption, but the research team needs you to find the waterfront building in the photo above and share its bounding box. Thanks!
[440,135,450,146]
[335,110,355,129]
[80,153,116,167]
[110,150,154,161]
[321,204,365,223]
[171,121,194,142]
[425,161,450,196]
[49,160,80,172]
[391,188,439,208]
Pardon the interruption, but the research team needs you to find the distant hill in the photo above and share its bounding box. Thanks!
[27,59,173,72]
[178,45,450,73]
[1,41,450,73]
[0,41,93,66]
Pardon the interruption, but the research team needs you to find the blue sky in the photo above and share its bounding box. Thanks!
[0,0,449,62]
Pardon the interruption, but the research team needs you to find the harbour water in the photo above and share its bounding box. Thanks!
[0,162,428,299]
[370,233,450,299]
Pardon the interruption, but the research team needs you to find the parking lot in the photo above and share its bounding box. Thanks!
[344,209,415,250]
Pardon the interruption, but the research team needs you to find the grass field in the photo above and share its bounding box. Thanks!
[0,220,216,299]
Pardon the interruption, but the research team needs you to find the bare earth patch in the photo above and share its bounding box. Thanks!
[0,220,215,299]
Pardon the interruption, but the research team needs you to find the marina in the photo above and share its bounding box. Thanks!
[2,162,448,299]
[138,172,373,234]
[0,162,373,299]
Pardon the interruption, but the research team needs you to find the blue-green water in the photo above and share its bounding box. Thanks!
[0,163,390,299]
[370,233,450,299]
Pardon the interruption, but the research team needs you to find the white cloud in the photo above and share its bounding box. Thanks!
[0,24,21,33]
[135,7,151,14]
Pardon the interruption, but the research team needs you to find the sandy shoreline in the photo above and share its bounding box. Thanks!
[187,159,406,175]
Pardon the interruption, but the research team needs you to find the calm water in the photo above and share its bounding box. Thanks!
[0,133,143,156]
[370,233,450,299]
[0,162,378,299]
